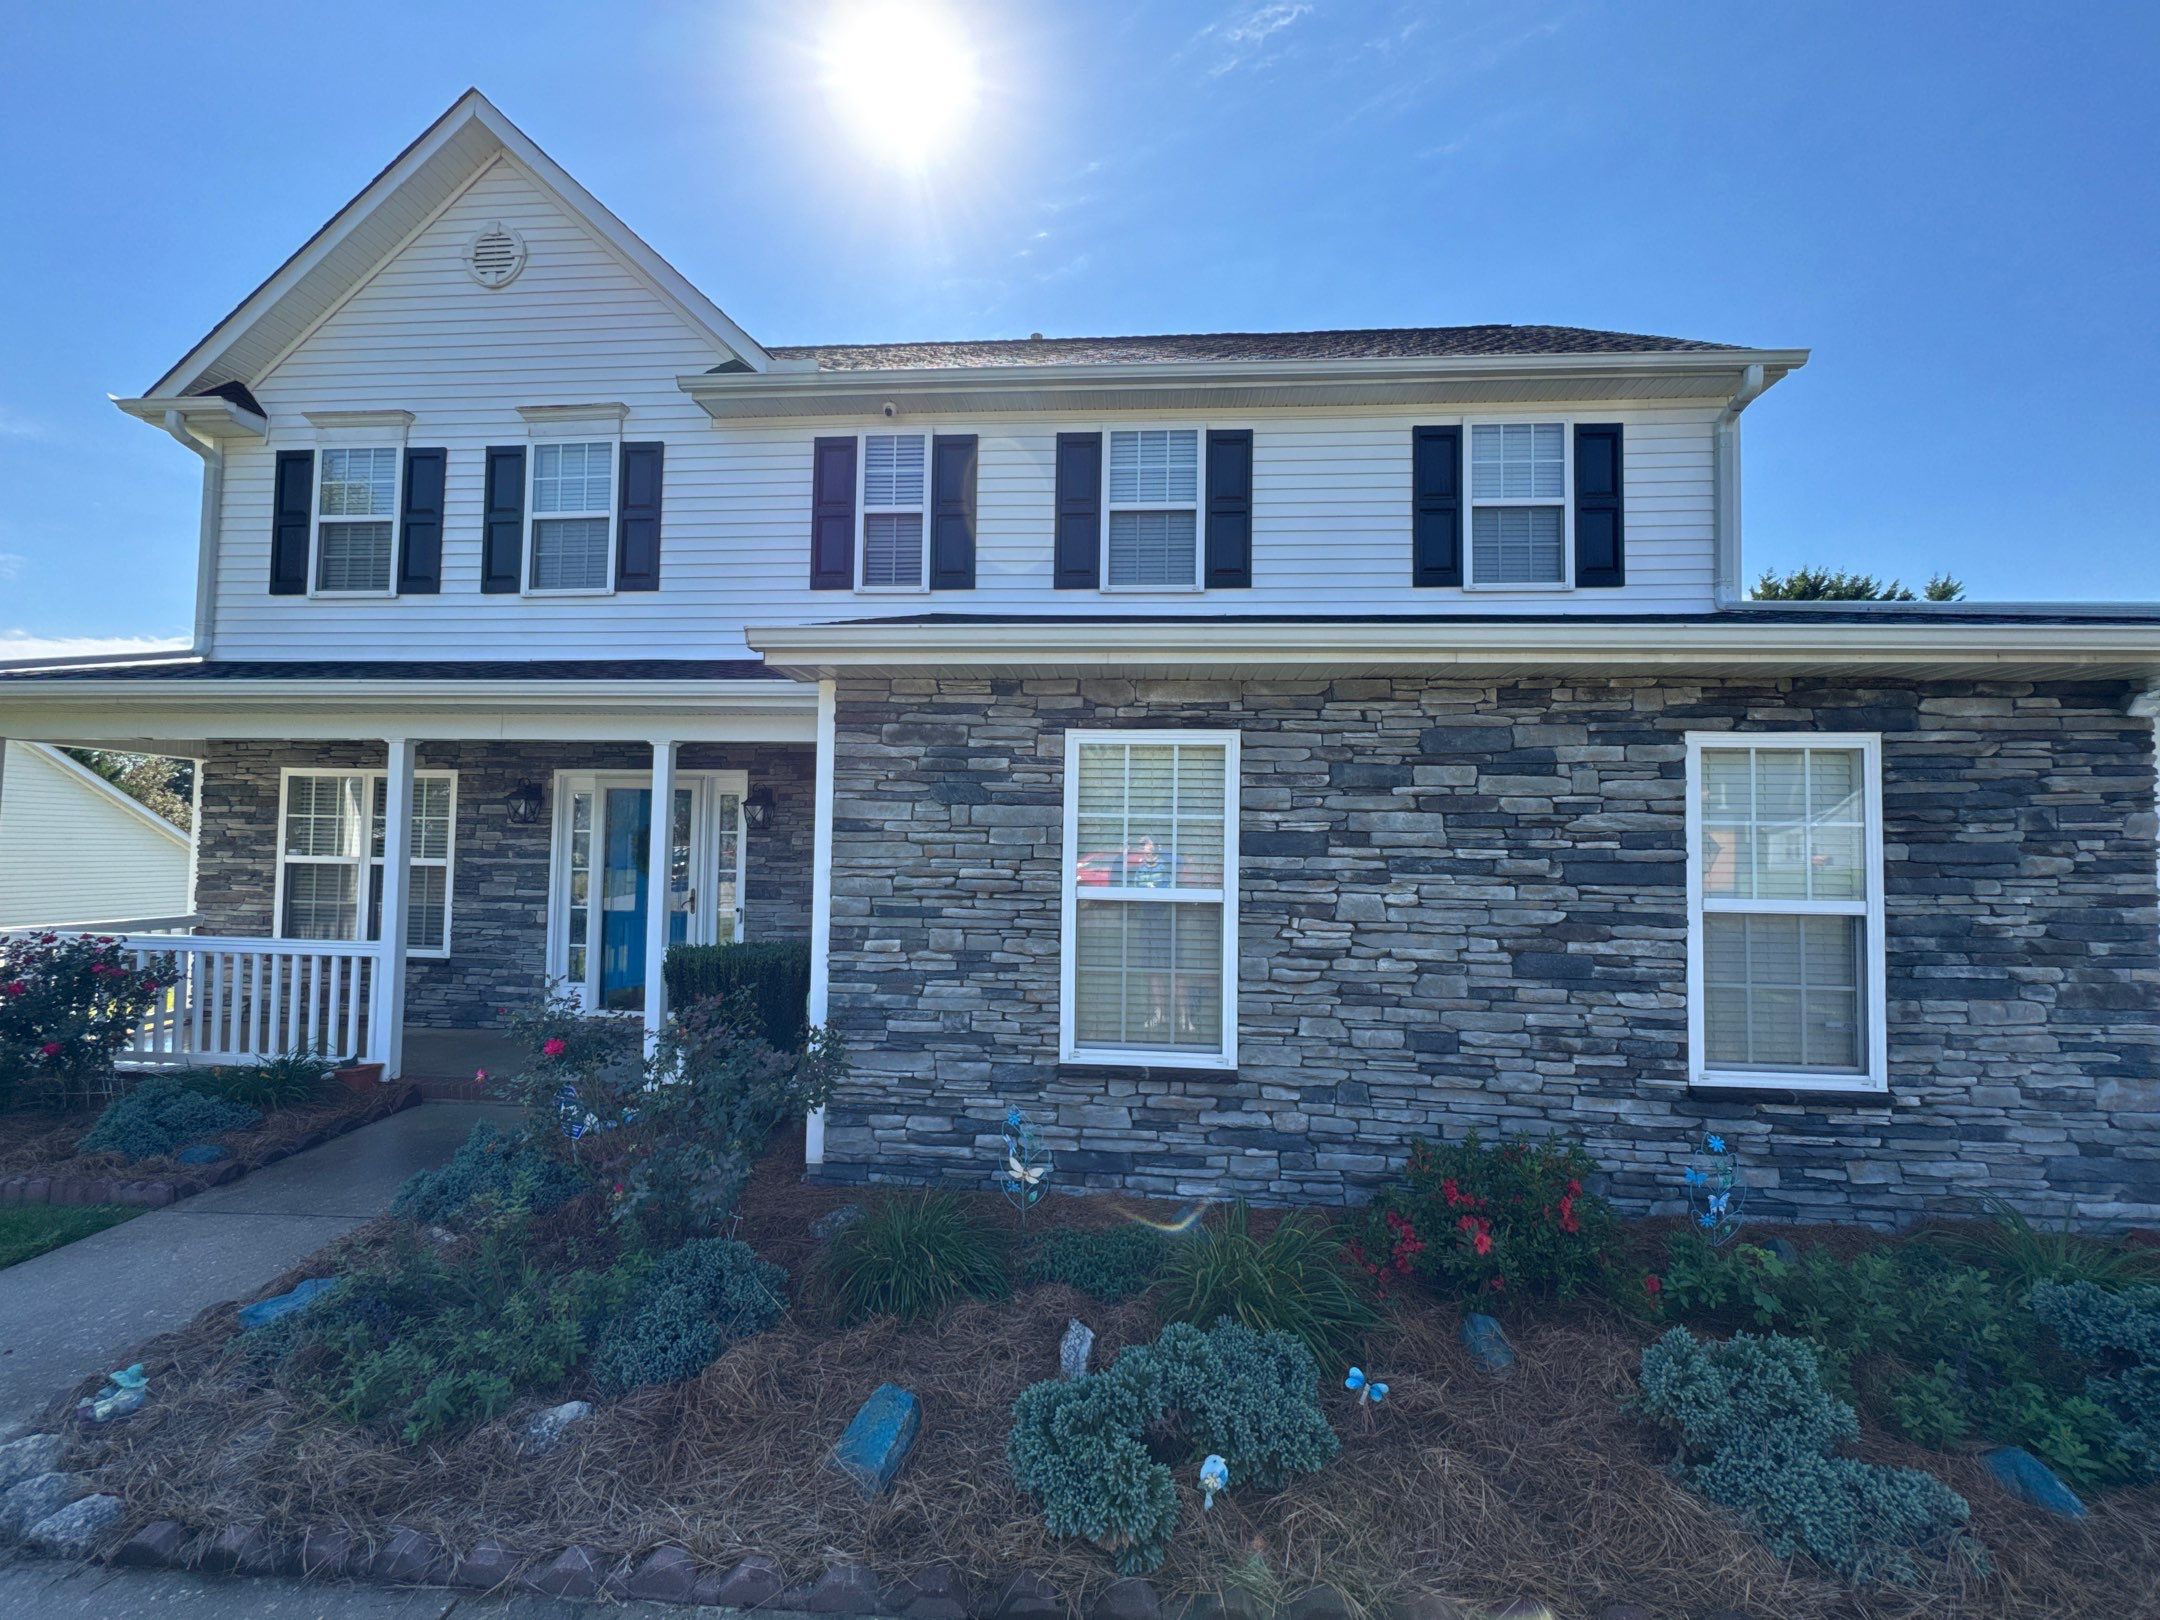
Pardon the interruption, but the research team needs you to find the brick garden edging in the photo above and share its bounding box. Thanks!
[0,1083,421,1211]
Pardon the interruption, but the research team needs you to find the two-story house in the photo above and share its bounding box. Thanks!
[3,91,2155,1226]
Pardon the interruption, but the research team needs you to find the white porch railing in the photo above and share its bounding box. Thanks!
[87,934,381,1069]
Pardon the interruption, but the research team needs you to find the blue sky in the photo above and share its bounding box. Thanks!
[3,0,2156,655]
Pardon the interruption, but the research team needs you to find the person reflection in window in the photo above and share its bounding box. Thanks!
[1128,834,1170,888]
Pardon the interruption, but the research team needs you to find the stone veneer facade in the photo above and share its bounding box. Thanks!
[817,673,2160,1227]
[195,739,815,1029]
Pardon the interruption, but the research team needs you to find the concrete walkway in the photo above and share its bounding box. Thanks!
[0,1101,517,1437]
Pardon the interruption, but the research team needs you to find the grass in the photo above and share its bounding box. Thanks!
[0,1204,138,1269]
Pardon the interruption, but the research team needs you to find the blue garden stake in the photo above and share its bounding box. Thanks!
[1345,1366,1390,1421]
[1686,1133,1747,1246]
[1000,1106,1051,1233]
[1198,1453,1229,1510]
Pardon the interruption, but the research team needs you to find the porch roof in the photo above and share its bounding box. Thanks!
[0,656,787,683]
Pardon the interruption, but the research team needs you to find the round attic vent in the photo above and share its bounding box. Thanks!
[464,222,527,289]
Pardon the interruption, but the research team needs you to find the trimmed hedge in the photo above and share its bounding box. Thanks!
[663,940,811,1050]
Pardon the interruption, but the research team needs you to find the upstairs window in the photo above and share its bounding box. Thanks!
[1106,429,1200,589]
[1687,735,1885,1091]
[277,770,457,958]
[1468,421,1567,586]
[529,440,614,592]
[859,433,928,590]
[314,447,399,594]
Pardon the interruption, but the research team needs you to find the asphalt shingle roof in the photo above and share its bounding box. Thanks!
[763,324,1738,372]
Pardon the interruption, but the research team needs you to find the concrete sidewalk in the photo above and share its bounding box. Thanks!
[0,1101,516,1437]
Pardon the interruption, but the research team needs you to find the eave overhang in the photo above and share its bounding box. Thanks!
[678,349,1810,421]
[110,395,268,441]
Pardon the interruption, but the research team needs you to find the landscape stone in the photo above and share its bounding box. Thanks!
[1279,1588,1349,1620]
[0,1433,62,1492]
[0,1471,78,1540]
[204,1522,278,1574]
[1060,1317,1095,1379]
[24,1493,123,1558]
[237,1275,337,1330]
[1181,1590,1263,1620]
[370,1523,448,1585]
[74,1385,147,1425]
[113,1519,189,1568]
[517,1399,593,1455]
[811,1203,865,1240]
[1984,1445,2087,1518]
[176,1143,231,1165]
[1763,1237,1801,1265]
[832,1382,921,1497]
[700,1553,784,1609]
[803,1563,883,1613]
[297,1526,359,1577]
[525,1544,608,1599]
[626,1545,700,1603]
[895,1563,971,1620]
[996,1571,1064,1619]
[450,1540,522,1591]
[1461,1313,1517,1377]
[1095,1576,1164,1620]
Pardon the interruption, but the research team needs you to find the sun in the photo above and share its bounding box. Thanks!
[819,0,982,172]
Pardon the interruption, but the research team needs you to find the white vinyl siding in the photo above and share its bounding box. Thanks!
[1105,429,1200,589]
[529,439,614,592]
[859,433,927,590]
[0,743,191,929]
[1686,734,1887,1092]
[1061,732,1239,1069]
[275,770,456,958]
[1468,422,1568,586]
[314,446,399,594]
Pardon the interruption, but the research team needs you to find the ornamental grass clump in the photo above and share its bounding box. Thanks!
[1008,1317,1339,1573]
[1161,1201,1376,1363]
[1635,1326,1976,1584]
[825,1189,1009,1323]
[75,1075,260,1161]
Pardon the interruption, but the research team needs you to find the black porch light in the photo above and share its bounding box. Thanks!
[506,781,545,826]
[744,785,776,831]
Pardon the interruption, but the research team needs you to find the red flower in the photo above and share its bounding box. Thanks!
[1472,1229,1493,1257]
[1488,1275,1506,1292]
[1642,1273,1663,1299]
[39,1041,62,1057]
[2,981,24,997]
[542,1037,568,1058]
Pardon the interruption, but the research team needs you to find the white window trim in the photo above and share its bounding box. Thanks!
[522,434,620,597]
[272,767,458,961]
[1462,416,1574,592]
[856,431,931,595]
[1100,424,1210,594]
[306,440,405,599]
[1059,728,1241,1070]
[1684,731,1887,1093]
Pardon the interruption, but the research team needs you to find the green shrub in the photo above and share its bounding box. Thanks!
[591,1237,789,1395]
[1636,1327,1975,1584]
[1,931,175,1110]
[391,1122,584,1225]
[2031,1281,2160,1480]
[1162,1202,1376,1364]
[1009,1317,1338,1573]
[1352,1131,1616,1300]
[1931,1197,2160,1295]
[662,940,811,1050]
[1025,1226,1168,1302]
[826,1190,1008,1323]
[76,1075,260,1160]
[184,1050,335,1111]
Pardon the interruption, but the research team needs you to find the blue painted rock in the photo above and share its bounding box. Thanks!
[1763,1237,1800,1265]
[177,1143,231,1165]
[832,1383,921,1498]
[1461,1313,1517,1377]
[237,1276,337,1330]
[1984,1445,2086,1518]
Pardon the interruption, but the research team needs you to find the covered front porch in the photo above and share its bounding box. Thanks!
[0,661,831,1086]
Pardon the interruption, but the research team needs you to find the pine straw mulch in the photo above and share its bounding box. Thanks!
[0,1082,409,1182]
[56,1149,2160,1620]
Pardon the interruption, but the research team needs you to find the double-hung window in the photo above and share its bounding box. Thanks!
[1686,734,1886,1091]
[314,447,399,594]
[1467,421,1568,587]
[1105,428,1201,589]
[277,770,457,958]
[859,432,928,590]
[529,440,615,592]
[1061,732,1239,1068]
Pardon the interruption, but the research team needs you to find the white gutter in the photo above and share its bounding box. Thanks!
[1712,362,1770,609]
[161,408,223,657]
[0,676,819,707]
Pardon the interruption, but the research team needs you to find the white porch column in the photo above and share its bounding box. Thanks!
[371,736,417,1079]
[642,739,679,1055]
[804,678,836,1165]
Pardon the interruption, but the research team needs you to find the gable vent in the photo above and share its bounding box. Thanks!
[463,222,528,289]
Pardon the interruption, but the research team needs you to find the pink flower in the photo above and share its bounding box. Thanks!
[2,981,25,997]
[542,1037,568,1059]
[39,1041,62,1058]
[473,1068,490,1083]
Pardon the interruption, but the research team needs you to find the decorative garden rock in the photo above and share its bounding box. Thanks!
[176,1143,231,1165]
[113,1519,188,1568]
[1460,1313,1517,1377]
[811,1203,864,1240]
[205,1522,278,1574]
[0,1433,62,1492]
[832,1383,921,1498]
[237,1276,337,1330]
[698,1553,784,1609]
[1180,1589,1263,1620]
[75,1385,147,1426]
[626,1544,700,1603]
[370,1524,448,1585]
[297,1526,359,1578]
[1060,1318,1095,1380]
[894,1562,971,1620]
[24,1493,123,1558]
[517,1399,593,1455]
[0,1471,79,1540]
[803,1562,883,1613]
[1095,1576,1165,1620]
[1279,1587,1349,1620]
[1763,1236,1800,1265]
[450,1539,522,1590]
[525,1544,608,1599]
[995,1571,1065,1619]
[1984,1445,2087,1518]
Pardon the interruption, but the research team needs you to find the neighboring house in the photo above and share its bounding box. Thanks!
[0,91,2153,1225]
[0,742,192,928]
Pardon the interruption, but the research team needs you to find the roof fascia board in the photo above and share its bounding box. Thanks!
[0,678,816,707]
[18,742,191,845]
[109,395,267,440]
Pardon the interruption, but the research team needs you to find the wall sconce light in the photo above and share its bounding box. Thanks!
[744,785,776,831]
[506,781,545,826]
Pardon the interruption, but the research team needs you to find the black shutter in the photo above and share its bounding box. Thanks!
[1053,431,1102,590]
[396,448,445,595]
[1204,429,1253,588]
[270,449,313,595]
[929,433,977,590]
[810,436,856,590]
[616,440,664,591]
[481,445,525,594]
[1574,422,1625,588]
[1411,425,1462,587]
